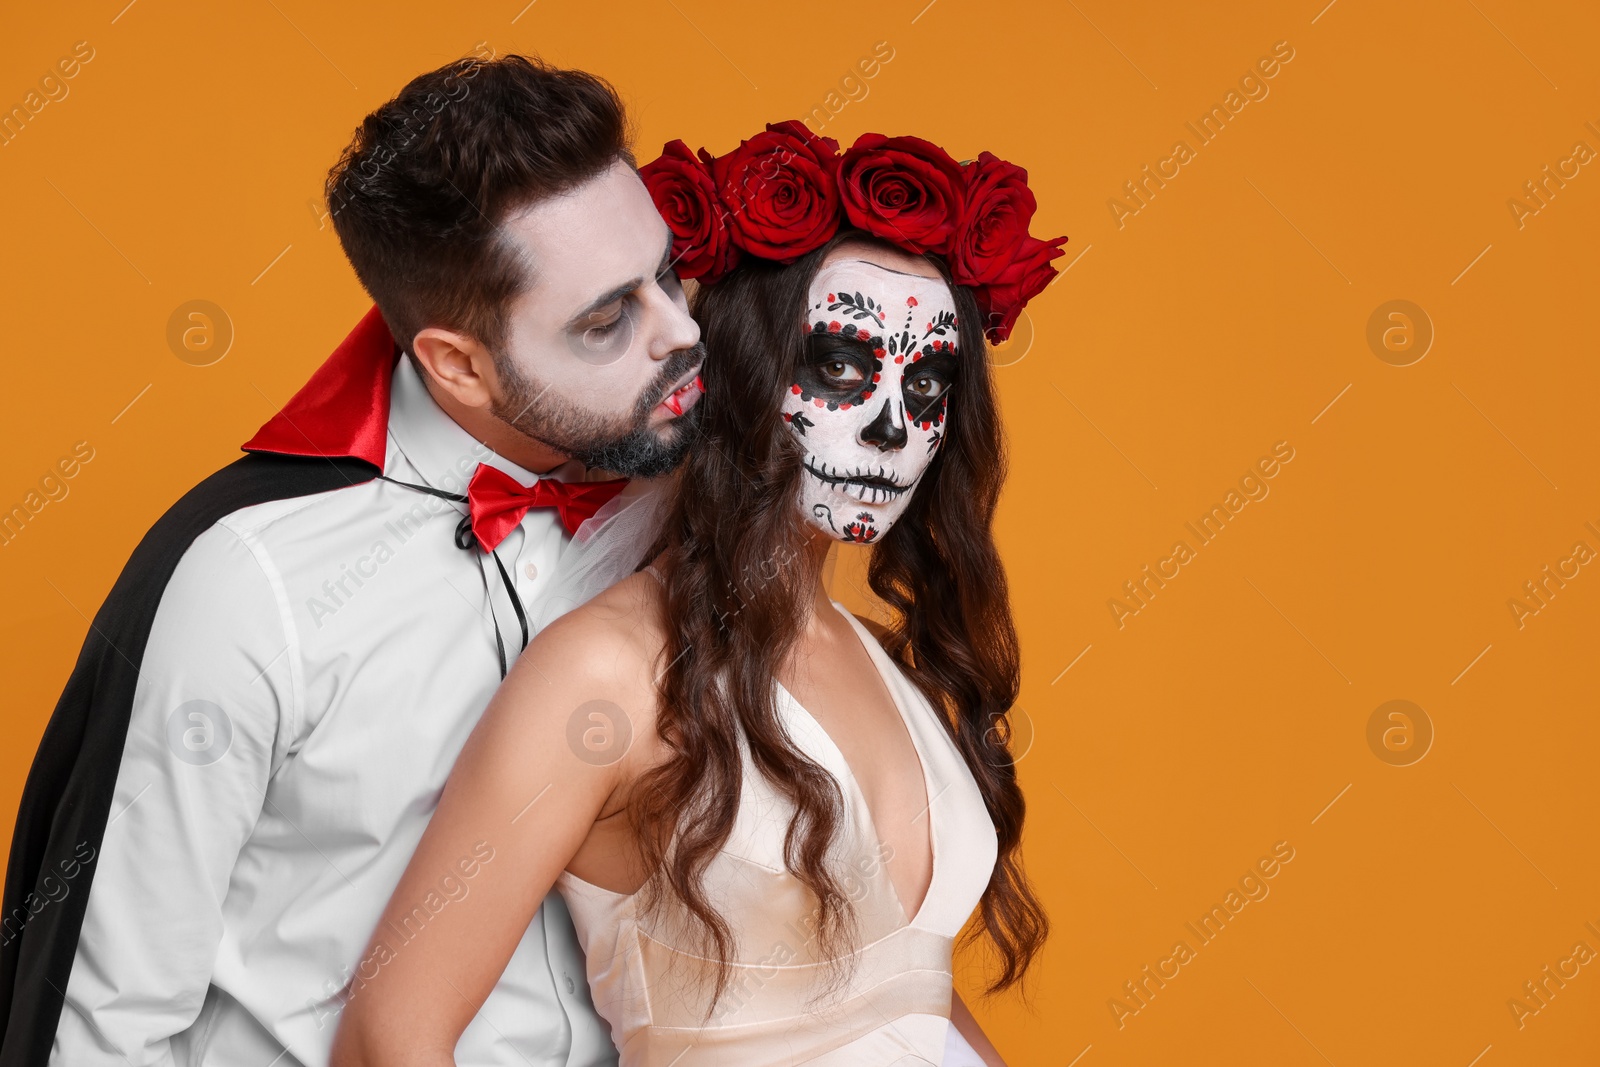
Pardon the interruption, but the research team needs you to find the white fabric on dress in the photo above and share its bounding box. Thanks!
[942,1020,988,1066]
[556,599,1000,1065]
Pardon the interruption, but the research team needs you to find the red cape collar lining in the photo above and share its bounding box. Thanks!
[241,304,397,469]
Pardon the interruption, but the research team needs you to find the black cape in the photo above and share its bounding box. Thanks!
[0,452,377,1064]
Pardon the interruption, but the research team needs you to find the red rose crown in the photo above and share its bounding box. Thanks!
[639,121,1066,345]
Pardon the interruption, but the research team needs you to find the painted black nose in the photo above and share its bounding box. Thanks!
[859,397,908,451]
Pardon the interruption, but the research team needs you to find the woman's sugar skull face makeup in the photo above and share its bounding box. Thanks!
[783,254,959,544]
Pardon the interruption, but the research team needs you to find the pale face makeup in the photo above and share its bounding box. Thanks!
[783,246,959,543]
[488,161,707,474]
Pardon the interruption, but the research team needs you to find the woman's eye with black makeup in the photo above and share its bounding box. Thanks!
[802,335,873,394]
[822,359,864,384]
[907,373,947,398]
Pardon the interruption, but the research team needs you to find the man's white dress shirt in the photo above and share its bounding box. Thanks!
[53,358,619,1067]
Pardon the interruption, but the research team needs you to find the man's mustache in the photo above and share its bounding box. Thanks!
[636,342,707,419]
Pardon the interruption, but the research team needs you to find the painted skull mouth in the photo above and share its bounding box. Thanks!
[803,458,910,505]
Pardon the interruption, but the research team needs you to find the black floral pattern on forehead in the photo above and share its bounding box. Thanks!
[822,290,888,327]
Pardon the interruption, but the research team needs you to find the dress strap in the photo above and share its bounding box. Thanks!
[641,561,664,585]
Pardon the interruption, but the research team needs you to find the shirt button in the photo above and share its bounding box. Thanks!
[564,974,577,995]
[523,560,539,581]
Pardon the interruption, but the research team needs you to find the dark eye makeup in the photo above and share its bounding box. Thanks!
[800,334,878,401]
[903,350,956,422]
[797,331,960,421]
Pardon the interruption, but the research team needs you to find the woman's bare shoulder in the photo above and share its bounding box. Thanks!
[502,569,670,751]
[536,569,668,667]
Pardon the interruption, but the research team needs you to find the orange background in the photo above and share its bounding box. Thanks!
[4,1,1598,1063]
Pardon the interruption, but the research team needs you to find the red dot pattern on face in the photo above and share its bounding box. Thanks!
[791,384,802,394]
[792,259,957,545]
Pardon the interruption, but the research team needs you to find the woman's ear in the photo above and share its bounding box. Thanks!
[412,326,498,410]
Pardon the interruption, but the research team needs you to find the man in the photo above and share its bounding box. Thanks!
[0,52,704,1065]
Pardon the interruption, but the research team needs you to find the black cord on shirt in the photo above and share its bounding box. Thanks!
[377,475,530,678]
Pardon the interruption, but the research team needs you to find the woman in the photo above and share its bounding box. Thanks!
[332,123,1063,1066]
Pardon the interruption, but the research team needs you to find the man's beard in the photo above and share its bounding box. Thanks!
[488,344,705,478]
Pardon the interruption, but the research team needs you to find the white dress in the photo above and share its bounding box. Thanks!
[555,598,1000,1065]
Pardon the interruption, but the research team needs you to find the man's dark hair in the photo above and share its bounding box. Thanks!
[326,51,632,357]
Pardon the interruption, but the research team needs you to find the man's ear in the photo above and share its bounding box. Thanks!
[412,326,497,410]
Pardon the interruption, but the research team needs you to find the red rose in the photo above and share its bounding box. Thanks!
[950,152,1040,287]
[639,140,740,284]
[711,120,840,261]
[838,134,965,255]
[972,234,1067,344]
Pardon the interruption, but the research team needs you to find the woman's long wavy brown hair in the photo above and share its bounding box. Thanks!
[631,228,1047,1010]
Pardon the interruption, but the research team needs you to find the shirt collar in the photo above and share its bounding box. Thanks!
[385,356,588,494]
[242,303,604,493]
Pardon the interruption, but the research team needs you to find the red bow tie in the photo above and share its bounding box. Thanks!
[466,464,629,550]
